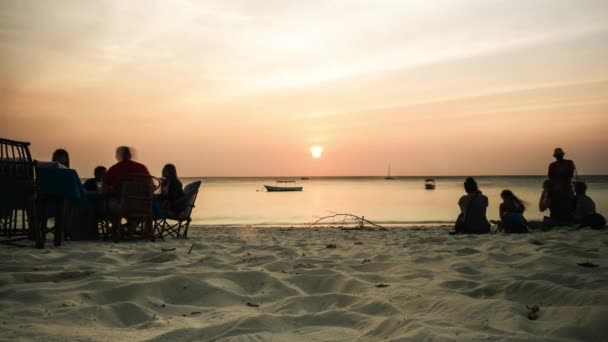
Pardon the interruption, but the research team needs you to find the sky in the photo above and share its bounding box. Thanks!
[1,0,608,177]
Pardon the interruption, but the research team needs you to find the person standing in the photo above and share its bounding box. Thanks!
[548,147,576,193]
[547,147,576,224]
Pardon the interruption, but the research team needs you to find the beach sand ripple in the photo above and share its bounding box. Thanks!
[1,227,607,341]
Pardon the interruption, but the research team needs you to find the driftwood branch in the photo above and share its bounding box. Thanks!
[310,211,387,230]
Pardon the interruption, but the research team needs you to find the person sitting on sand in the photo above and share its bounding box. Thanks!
[452,177,490,234]
[574,181,606,229]
[498,190,528,233]
[83,166,107,192]
[158,163,186,216]
[51,148,70,168]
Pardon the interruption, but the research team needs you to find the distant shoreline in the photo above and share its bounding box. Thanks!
[176,174,608,179]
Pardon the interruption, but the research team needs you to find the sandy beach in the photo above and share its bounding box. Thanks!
[1,227,607,341]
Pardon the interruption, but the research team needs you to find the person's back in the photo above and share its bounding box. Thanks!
[573,181,598,225]
[104,160,150,198]
[83,166,107,192]
[454,177,490,234]
[548,148,575,194]
[459,192,490,234]
[574,194,596,219]
[103,147,151,200]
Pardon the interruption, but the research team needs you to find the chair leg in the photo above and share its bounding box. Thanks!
[182,219,191,239]
[111,217,121,242]
[144,217,154,241]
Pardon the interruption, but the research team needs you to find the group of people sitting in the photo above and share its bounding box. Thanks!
[453,148,606,235]
[50,146,188,239]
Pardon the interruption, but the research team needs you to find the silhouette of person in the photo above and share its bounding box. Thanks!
[102,146,153,242]
[51,149,70,168]
[499,190,527,233]
[573,181,605,229]
[547,148,575,224]
[548,147,576,194]
[83,166,107,192]
[452,177,490,234]
[159,164,186,216]
[102,146,151,199]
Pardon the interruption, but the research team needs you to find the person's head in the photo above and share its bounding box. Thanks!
[553,147,565,161]
[501,189,526,211]
[115,146,132,162]
[93,166,107,181]
[52,149,70,167]
[500,189,514,201]
[464,177,479,194]
[162,163,178,180]
[574,181,587,196]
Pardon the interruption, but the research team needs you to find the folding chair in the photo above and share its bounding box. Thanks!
[155,181,201,239]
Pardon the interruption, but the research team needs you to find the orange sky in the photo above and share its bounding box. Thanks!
[1,0,608,177]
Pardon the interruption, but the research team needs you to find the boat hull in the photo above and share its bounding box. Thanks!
[265,185,303,192]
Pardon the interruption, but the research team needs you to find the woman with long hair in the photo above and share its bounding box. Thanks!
[159,164,186,216]
[499,190,528,233]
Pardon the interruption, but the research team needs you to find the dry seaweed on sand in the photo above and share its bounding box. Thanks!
[526,304,540,320]
[577,262,599,268]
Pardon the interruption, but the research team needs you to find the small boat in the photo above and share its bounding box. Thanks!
[425,178,436,190]
[277,180,296,183]
[265,185,303,192]
[300,177,309,180]
[385,164,395,180]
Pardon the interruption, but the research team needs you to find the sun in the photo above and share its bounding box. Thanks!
[310,146,323,159]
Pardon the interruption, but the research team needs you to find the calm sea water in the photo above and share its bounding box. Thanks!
[181,176,608,226]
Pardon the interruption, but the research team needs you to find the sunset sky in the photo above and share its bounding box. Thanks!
[1,0,608,177]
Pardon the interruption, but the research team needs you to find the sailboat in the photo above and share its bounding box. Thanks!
[385,164,395,180]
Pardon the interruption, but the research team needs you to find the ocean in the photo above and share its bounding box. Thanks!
[181,176,608,227]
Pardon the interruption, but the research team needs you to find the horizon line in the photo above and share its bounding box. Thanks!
[177,174,608,178]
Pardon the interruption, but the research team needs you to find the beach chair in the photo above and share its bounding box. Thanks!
[97,174,160,241]
[155,181,201,239]
[0,138,44,248]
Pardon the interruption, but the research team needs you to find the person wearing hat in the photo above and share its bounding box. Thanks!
[546,147,576,225]
[548,147,576,193]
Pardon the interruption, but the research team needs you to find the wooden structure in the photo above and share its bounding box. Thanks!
[0,138,44,248]
[97,174,160,241]
[155,180,201,239]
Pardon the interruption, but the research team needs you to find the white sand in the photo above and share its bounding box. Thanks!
[1,227,607,341]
